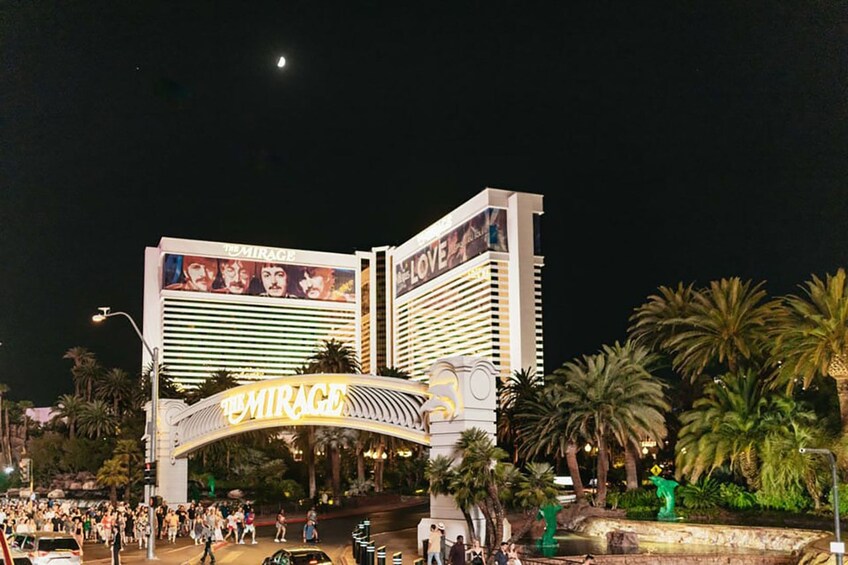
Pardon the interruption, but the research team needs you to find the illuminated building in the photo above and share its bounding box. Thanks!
[142,188,543,387]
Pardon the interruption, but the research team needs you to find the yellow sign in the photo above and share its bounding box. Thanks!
[220,383,347,425]
[650,464,663,476]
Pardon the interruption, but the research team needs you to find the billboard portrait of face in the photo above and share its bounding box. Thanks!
[163,255,218,292]
[215,259,250,294]
[258,263,290,297]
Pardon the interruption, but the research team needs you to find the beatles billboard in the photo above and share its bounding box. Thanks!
[162,254,355,303]
[395,208,508,297]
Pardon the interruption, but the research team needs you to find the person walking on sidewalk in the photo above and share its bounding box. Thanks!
[199,526,216,565]
[427,524,443,565]
[303,519,319,544]
[244,509,257,544]
[274,509,287,542]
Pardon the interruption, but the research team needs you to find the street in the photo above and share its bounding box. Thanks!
[81,503,428,565]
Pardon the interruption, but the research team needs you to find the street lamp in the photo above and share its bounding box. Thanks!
[93,307,158,561]
[800,448,843,564]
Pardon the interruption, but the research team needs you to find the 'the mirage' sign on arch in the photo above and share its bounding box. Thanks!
[219,383,348,425]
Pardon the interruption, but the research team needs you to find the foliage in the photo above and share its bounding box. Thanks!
[827,483,848,516]
[307,339,360,373]
[613,487,660,511]
[755,485,812,513]
[772,268,848,390]
[279,479,306,501]
[679,478,721,511]
[719,483,757,510]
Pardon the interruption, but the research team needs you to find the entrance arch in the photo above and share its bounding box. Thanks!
[147,356,500,549]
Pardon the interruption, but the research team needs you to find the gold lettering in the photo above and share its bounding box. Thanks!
[222,383,348,425]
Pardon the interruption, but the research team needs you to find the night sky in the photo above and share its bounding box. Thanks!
[2,2,847,405]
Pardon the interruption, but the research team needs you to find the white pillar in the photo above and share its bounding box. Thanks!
[507,192,542,375]
[418,356,508,553]
[146,398,189,506]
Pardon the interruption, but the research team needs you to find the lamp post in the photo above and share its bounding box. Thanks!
[93,307,158,561]
[800,448,843,565]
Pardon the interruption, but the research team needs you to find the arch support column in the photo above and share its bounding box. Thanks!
[418,356,506,552]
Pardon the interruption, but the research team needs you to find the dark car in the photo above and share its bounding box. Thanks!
[262,547,332,565]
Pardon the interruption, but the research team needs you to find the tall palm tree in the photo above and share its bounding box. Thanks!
[308,339,360,374]
[17,400,33,448]
[97,456,129,506]
[772,268,848,429]
[78,400,117,439]
[498,368,542,463]
[54,394,84,440]
[314,427,356,500]
[63,347,96,398]
[630,278,778,384]
[548,342,668,505]
[515,384,585,499]
[629,282,697,350]
[0,383,8,466]
[97,368,133,414]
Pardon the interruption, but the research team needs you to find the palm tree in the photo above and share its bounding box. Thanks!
[509,462,558,541]
[772,268,848,429]
[314,427,356,500]
[78,400,117,439]
[498,368,542,463]
[54,394,84,440]
[18,400,33,448]
[97,368,133,414]
[515,385,586,499]
[97,456,129,506]
[114,439,144,502]
[547,342,669,505]
[630,278,778,383]
[425,454,484,543]
[0,383,8,466]
[675,371,820,490]
[629,282,697,350]
[376,366,411,379]
[308,339,360,374]
[63,347,96,398]
[186,370,240,404]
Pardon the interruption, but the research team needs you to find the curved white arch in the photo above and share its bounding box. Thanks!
[167,374,431,458]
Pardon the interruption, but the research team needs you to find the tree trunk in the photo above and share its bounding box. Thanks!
[624,443,639,490]
[461,508,477,543]
[331,447,341,499]
[596,437,610,508]
[307,428,317,498]
[356,451,366,484]
[565,442,585,499]
[835,377,848,432]
[110,485,117,507]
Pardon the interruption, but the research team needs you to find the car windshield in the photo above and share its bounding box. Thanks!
[291,552,330,565]
[0,559,33,565]
[37,538,79,552]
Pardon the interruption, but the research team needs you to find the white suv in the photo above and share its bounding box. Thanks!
[9,533,81,565]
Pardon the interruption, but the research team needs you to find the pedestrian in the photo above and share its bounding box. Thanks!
[244,508,257,544]
[234,507,245,544]
[448,535,466,565]
[199,525,216,565]
[110,524,122,565]
[494,542,509,565]
[439,523,447,565]
[427,524,443,565]
[307,506,317,524]
[275,508,287,542]
[580,555,595,565]
[303,519,319,544]
[467,538,485,565]
[507,543,521,565]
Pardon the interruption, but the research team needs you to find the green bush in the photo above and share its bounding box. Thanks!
[679,479,721,511]
[827,483,848,516]
[616,488,660,511]
[755,486,811,512]
[719,483,757,510]
[625,506,658,520]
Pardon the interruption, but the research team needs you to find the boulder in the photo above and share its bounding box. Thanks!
[606,530,639,552]
[82,480,98,490]
[47,489,65,499]
[227,489,244,499]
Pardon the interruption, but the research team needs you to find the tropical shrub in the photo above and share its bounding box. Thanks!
[719,483,756,510]
[827,483,848,516]
[616,488,660,511]
[678,479,721,511]
[755,485,812,512]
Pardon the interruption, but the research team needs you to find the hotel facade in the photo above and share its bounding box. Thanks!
[142,188,544,386]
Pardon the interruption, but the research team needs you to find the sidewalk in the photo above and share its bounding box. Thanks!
[256,495,428,527]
